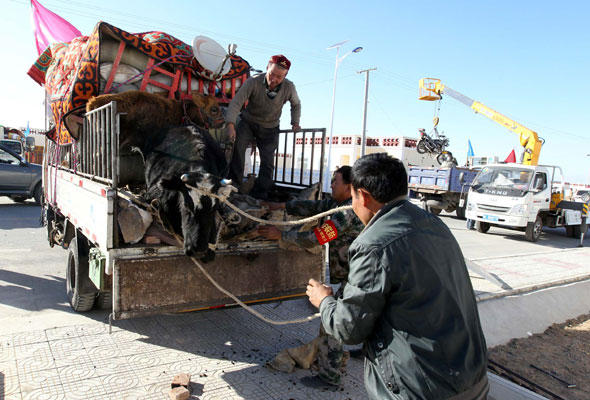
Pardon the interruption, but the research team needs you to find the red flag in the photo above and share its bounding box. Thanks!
[30,0,81,55]
[504,149,516,163]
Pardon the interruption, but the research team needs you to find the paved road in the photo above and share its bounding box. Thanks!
[1,197,588,399]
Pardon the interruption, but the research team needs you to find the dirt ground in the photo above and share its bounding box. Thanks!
[488,313,590,400]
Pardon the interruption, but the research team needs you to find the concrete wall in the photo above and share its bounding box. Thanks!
[478,278,590,347]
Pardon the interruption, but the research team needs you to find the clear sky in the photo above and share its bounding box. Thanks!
[1,0,589,183]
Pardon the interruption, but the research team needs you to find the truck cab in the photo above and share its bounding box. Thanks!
[466,164,587,242]
[466,164,554,240]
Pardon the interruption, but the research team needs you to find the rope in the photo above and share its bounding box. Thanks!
[162,217,322,325]
[138,181,349,324]
[188,255,320,325]
[184,182,353,226]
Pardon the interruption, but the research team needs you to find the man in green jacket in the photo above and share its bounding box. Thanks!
[307,153,489,399]
[259,166,363,389]
[226,54,301,199]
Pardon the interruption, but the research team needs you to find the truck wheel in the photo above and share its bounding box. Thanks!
[33,184,43,206]
[456,206,466,219]
[476,221,490,233]
[10,195,28,203]
[581,193,590,203]
[566,225,575,238]
[525,216,543,242]
[66,237,97,312]
[94,291,112,310]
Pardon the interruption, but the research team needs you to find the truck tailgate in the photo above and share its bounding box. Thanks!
[408,166,452,191]
[113,248,324,319]
[408,166,477,193]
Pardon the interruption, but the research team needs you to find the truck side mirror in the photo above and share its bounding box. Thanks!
[459,172,465,184]
[25,137,35,152]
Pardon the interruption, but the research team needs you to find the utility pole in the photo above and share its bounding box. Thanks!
[358,68,376,157]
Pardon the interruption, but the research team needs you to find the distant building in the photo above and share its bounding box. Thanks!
[245,134,439,189]
[268,134,438,172]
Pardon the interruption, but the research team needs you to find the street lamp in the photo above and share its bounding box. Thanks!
[324,41,363,192]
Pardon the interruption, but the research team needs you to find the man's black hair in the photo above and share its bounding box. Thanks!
[351,153,407,203]
[334,165,352,184]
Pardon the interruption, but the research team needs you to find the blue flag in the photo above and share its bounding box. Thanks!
[467,139,474,157]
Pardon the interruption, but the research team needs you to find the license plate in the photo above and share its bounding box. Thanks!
[483,214,499,222]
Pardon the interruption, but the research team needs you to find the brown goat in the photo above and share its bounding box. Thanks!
[85,90,225,149]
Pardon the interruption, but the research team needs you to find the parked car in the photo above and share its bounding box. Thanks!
[0,144,43,204]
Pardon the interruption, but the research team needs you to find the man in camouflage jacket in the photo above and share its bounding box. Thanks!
[258,166,363,389]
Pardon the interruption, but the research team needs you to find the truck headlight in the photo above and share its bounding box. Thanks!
[510,204,528,216]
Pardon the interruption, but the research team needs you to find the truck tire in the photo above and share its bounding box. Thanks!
[430,207,442,215]
[94,291,112,310]
[476,221,490,233]
[66,237,97,312]
[9,195,28,203]
[581,193,590,203]
[456,206,466,219]
[33,184,43,206]
[566,225,575,238]
[525,216,543,242]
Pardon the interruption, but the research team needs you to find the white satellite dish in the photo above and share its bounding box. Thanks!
[192,35,231,79]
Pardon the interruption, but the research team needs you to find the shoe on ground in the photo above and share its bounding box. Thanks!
[299,375,340,392]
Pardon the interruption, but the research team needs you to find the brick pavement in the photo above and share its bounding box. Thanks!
[3,248,590,399]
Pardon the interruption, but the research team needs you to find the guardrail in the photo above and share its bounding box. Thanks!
[248,128,326,191]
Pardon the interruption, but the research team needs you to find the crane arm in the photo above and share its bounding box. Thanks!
[419,78,543,165]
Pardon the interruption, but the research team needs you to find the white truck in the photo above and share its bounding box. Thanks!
[465,164,588,242]
[43,101,327,320]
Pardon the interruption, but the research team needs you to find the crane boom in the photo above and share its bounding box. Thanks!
[419,78,543,165]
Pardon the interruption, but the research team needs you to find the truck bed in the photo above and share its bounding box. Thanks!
[113,246,324,319]
[408,165,477,193]
[43,103,329,320]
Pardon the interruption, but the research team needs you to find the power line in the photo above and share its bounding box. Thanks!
[14,0,585,141]
[14,0,340,67]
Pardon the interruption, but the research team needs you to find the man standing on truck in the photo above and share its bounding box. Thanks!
[258,166,363,390]
[307,153,489,399]
[226,54,301,200]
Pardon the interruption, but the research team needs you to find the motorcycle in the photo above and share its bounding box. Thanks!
[416,128,455,165]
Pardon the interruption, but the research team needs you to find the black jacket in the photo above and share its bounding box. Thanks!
[319,198,488,399]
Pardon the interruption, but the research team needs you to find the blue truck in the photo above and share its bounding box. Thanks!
[408,165,479,219]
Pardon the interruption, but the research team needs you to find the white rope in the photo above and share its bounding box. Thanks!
[179,181,352,324]
[189,255,320,325]
[184,182,353,226]
[144,179,343,325]
[163,228,320,325]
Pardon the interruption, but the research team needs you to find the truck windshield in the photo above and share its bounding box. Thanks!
[471,166,533,196]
